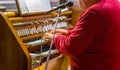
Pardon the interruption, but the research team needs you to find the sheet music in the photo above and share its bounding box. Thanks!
[18,0,29,14]
[17,0,51,15]
[26,0,51,13]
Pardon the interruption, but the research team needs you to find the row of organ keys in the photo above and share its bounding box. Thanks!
[12,15,72,48]
[15,20,67,36]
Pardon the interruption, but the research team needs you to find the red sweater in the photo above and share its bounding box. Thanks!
[54,0,120,70]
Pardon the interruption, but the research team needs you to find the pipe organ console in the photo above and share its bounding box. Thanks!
[0,11,72,70]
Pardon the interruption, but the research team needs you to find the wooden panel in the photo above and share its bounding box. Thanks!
[0,12,31,70]
[33,55,68,70]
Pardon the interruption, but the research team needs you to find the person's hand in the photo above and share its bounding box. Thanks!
[43,33,53,42]
[50,29,69,36]
[43,29,68,42]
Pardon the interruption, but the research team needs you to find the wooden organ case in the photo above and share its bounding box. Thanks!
[0,11,72,70]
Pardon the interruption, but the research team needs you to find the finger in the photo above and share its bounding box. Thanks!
[50,30,54,34]
[44,33,50,36]
[56,33,62,35]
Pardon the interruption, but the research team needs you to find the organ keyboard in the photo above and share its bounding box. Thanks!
[0,11,73,70]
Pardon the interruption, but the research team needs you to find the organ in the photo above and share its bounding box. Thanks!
[0,0,83,69]
[0,10,73,70]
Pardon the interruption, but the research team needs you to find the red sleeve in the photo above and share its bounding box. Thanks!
[54,9,106,57]
[68,30,72,35]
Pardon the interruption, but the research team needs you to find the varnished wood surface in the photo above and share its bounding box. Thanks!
[33,55,69,70]
[0,12,31,70]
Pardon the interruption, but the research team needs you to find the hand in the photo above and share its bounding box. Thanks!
[43,33,53,42]
[50,29,69,36]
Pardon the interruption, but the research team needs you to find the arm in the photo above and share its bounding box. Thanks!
[53,10,106,57]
